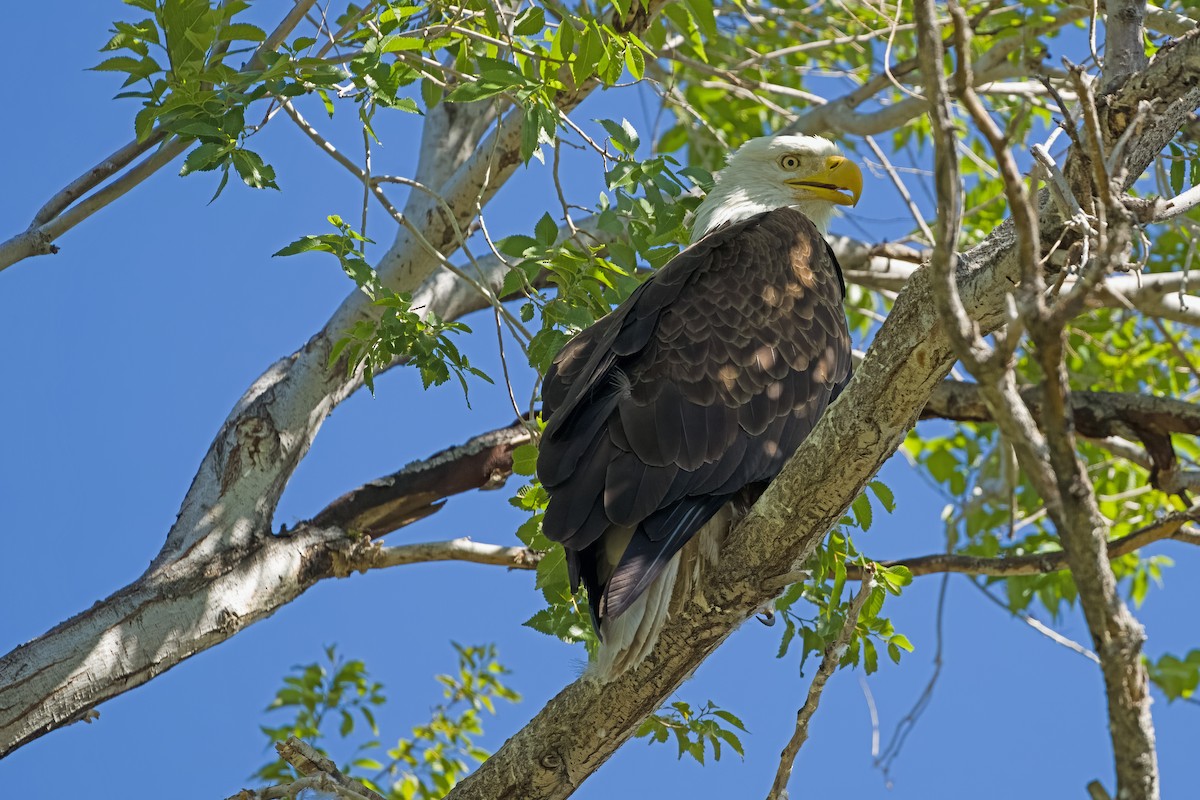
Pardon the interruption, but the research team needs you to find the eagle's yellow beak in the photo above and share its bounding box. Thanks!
[786,155,863,206]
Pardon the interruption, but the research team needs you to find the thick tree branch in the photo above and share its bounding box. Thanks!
[1105,1,1150,88]
[311,421,530,537]
[0,0,676,757]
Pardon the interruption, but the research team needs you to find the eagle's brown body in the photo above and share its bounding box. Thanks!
[537,206,852,675]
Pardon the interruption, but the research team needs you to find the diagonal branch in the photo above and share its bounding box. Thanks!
[0,0,677,758]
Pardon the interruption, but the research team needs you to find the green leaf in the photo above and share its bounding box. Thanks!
[1170,157,1186,198]
[231,148,279,190]
[598,117,640,154]
[712,709,747,732]
[863,637,878,674]
[535,212,559,246]
[623,42,645,81]
[219,22,266,42]
[869,480,896,513]
[513,6,545,36]
[273,235,334,257]
[574,23,604,85]
[714,727,745,759]
[179,142,229,175]
[91,55,147,73]
[134,106,160,142]
[170,119,224,139]
[851,491,873,531]
[511,443,539,476]
[528,329,571,374]
[1147,650,1200,701]
[683,0,718,37]
[522,104,543,164]
[380,33,425,52]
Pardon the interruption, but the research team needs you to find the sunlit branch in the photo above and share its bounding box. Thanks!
[845,510,1200,580]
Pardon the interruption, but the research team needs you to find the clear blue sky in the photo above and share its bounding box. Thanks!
[2,3,1196,798]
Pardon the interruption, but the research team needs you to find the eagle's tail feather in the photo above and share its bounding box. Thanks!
[588,507,731,682]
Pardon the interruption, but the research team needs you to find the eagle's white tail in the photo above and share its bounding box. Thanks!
[588,506,731,681]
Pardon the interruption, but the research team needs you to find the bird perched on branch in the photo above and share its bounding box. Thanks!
[537,134,860,679]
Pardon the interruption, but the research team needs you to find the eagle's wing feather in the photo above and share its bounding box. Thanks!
[538,207,851,632]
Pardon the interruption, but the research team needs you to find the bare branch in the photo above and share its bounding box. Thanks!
[1104,1,1150,88]
[845,510,1200,579]
[969,579,1101,663]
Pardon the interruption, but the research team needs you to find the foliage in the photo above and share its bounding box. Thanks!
[774,482,914,676]
[274,215,491,397]
[1146,650,1200,703]
[256,644,519,799]
[509,441,599,655]
[635,700,748,764]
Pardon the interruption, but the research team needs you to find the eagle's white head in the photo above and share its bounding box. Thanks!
[690,134,863,242]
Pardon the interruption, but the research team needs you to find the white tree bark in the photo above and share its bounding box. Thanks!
[0,1,672,758]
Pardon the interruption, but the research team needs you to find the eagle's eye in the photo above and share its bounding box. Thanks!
[779,154,802,170]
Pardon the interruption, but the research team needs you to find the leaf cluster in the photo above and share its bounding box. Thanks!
[256,643,519,800]
[635,700,748,765]
[774,483,914,677]
[274,216,491,398]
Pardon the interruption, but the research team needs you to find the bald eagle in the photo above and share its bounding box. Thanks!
[536,135,860,678]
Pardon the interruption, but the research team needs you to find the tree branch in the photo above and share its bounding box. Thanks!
[1104,1,1150,88]
[311,421,530,537]
[0,0,677,757]
[226,736,387,800]
[845,510,1200,579]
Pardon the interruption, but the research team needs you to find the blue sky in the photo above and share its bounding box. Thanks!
[1,3,1197,798]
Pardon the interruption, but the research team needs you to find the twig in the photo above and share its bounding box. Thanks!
[767,565,876,800]
[968,579,1100,663]
[844,510,1200,579]
[864,134,935,243]
[226,735,386,800]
